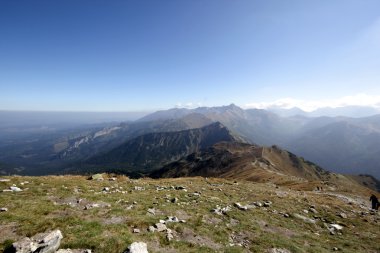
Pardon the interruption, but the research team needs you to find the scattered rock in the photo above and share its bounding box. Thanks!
[263,201,272,207]
[166,228,174,241]
[154,223,167,232]
[167,216,185,223]
[0,207,8,212]
[330,224,343,231]
[84,202,111,210]
[11,229,63,253]
[338,213,347,219]
[134,186,145,191]
[102,187,110,192]
[0,178,11,182]
[293,213,316,224]
[268,248,292,253]
[57,250,92,253]
[10,186,22,192]
[212,205,231,215]
[171,197,178,203]
[133,228,141,233]
[309,207,318,214]
[332,247,339,251]
[89,174,104,181]
[188,192,201,197]
[126,242,148,253]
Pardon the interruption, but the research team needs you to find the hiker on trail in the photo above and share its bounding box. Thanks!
[370,194,379,210]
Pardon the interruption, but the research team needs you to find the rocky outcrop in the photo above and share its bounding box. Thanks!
[10,230,62,253]
[8,230,91,253]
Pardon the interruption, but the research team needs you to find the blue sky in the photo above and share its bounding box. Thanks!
[1,0,379,111]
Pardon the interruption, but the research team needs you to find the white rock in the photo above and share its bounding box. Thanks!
[330,224,343,230]
[293,213,316,224]
[10,186,22,192]
[126,242,148,253]
[155,223,167,232]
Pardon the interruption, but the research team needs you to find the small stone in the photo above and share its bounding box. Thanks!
[293,213,316,224]
[309,208,318,214]
[166,229,174,241]
[155,223,167,232]
[57,249,92,253]
[148,226,156,232]
[268,248,292,253]
[330,224,343,230]
[333,247,339,251]
[102,187,110,192]
[0,207,8,212]
[263,201,272,207]
[234,202,248,211]
[90,174,104,181]
[171,197,178,203]
[133,228,141,233]
[339,213,347,219]
[10,186,22,192]
[283,213,290,218]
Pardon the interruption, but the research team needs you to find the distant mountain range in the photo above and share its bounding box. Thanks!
[267,105,380,118]
[135,104,380,179]
[0,104,379,182]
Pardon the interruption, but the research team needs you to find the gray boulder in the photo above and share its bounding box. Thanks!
[11,229,63,253]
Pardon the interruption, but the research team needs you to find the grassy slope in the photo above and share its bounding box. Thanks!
[0,175,379,253]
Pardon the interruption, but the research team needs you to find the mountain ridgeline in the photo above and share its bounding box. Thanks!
[79,122,239,173]
[0,104,379,185]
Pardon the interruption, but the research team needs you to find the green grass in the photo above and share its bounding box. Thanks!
[0,175,379,253]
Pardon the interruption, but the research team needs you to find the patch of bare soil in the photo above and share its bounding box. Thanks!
[0,222,19,241]
[178,227,222,250]
[257,220,297,238]
[201,215,222,225]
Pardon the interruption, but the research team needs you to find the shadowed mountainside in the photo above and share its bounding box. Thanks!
[82,122,241,173]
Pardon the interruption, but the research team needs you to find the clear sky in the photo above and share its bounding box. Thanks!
[1,0,379,111]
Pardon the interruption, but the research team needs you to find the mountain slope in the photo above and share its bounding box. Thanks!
[141,105,380,179]
[151,142,368,192]
[83,122,239,173]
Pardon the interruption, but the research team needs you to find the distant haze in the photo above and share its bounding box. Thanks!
[0,111,150,128]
